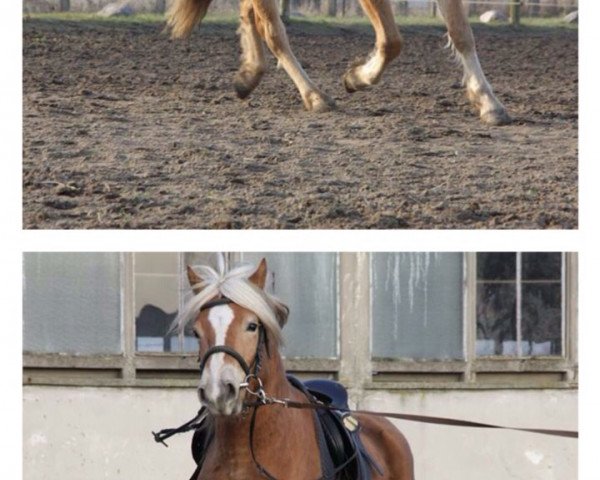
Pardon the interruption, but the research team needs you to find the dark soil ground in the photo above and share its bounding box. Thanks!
[23,17,578,229]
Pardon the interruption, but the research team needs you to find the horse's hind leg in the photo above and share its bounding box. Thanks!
[343,0,402,92]
[437,0,511,125]
[167,0,213,38]
[251,0,335,112]
[234,0,266,99]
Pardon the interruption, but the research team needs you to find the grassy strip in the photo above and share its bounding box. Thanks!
[25,12,577,30]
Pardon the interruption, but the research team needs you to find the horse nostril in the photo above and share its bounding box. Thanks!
[198,387,206,402]
[224,381,237,400]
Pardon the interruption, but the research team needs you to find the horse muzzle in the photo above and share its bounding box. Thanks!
[198,367,245,416]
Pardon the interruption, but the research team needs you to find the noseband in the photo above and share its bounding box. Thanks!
[197,297,268,387]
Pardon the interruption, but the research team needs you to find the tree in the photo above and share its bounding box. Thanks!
[327,0,337,17]
[529,0,540,17]
[156,0,167,14]
[281,0,291,21]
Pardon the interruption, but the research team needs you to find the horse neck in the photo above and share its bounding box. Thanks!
[256,342,291,398]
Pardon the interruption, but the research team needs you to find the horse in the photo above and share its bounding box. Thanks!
[173,256,415,479]
[166,0,510,125]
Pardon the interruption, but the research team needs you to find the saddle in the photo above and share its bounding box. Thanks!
[189,375,382,480]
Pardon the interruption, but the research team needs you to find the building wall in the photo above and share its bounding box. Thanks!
[23,386,577,480]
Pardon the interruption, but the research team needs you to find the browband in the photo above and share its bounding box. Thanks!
[200,297,233,312]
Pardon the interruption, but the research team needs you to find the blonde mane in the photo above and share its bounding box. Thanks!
[172,255,288,345]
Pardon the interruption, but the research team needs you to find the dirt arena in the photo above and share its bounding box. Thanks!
[23,17,578,229]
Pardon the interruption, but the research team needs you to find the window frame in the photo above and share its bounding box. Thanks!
[23,252,578,390]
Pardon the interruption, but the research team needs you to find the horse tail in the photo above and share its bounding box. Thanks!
[166,0,212,39]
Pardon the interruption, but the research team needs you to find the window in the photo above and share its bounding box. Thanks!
[133,252,338,358]
[371,253,463,360]
[369,252,577,388]
[135,252,182,353]
[23,253,122,355]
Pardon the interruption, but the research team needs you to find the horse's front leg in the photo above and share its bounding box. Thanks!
[437,0,511,125]
[234,0,267,99]
[251,0,335,112]
[343,0,402,92]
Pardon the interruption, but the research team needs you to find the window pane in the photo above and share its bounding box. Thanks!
[522,284,562,356]
[240,253,338,358]
[476,283,517,356]
[134,253,181,353]
[23,253,122,354]
[477,253,516,280]
[522,253,562,280]
[371,253,463,360]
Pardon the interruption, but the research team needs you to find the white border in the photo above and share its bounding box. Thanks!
[5,0,600,478]
[19,229,579,252]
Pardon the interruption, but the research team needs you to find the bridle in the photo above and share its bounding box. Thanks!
[197,297,270,404]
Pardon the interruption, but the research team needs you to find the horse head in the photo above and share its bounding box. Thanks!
[178,257,288,416]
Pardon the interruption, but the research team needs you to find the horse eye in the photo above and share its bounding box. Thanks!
[193,330,200,339]
[247,322,258,332]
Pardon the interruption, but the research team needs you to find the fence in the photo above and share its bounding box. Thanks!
[27,0,579,25]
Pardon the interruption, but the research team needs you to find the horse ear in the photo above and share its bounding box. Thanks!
[187,266,202,295]
[274,303,289,328]
[248,258,267,289]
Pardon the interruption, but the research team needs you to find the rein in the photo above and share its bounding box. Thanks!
[245,390,579,440]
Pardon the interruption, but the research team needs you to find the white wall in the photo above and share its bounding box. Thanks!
[361,389,577,480]
[23,387,198,480]
[23,386,577,480]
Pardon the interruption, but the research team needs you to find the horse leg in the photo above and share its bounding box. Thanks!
[343,0,402,92]
[234,0,267,99]
[251,0,335,112]
[358,414,415,480]
[167,0,213,38]
[436,0,511,125]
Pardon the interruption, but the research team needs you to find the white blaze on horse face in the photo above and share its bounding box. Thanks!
[199,304,246,415]
[207,304,235,379]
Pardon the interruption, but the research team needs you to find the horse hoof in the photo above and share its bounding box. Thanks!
[343,69,369,93]
[481,108,512,126]
[233,70,264,100]
[234,80,253,100]
[304,92,336,113]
